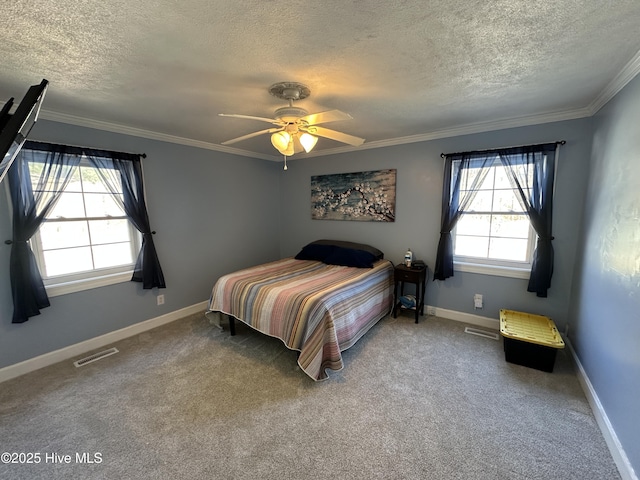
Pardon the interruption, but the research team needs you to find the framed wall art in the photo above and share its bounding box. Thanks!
[311,169,396,222]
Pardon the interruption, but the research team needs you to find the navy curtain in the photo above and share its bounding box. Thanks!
[7,146,80,323]
[499,144,558,297]
[86,152,166,289]
[433,142,559,297]
[7,141,165,324]
[433,154,493,280]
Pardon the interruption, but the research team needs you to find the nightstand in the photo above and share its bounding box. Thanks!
[393,264,427,323]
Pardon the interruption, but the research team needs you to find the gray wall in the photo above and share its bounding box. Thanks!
[2,84,637,474]
[0,120,282,368]
[279,118,593,330]
[569,73,640,472]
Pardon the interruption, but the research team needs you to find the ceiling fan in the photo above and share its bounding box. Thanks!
[219,82,365,159]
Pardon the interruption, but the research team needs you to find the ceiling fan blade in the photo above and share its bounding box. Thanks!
[219,113,281,125]
[221,127,282,146]
[300,109,353,125]
[305,126,365,147]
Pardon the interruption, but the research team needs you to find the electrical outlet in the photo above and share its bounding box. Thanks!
[157,294,165,306]
[426,306,436,316]
[473,294,483,309]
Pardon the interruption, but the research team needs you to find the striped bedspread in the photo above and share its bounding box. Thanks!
[207,257,394,380]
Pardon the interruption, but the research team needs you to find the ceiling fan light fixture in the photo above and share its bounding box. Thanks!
[221,82,365,156]
[284,139,295,156]
[271,131,290,153]
[299,133,318,153]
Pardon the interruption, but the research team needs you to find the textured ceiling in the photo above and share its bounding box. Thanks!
[1,1,640,160]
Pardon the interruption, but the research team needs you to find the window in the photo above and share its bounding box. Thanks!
[434,142,557,294]
[452,157,536,278]
[28,157,140,295]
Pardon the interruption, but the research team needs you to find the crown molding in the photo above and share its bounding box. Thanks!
[34,103,596,163]
[302,106,593,159]
[588,49,640,115]
[34,50,640,163]
[38,110,277,161]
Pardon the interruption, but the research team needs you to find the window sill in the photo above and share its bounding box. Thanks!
[454,262,530,280]
[45,271,133,297]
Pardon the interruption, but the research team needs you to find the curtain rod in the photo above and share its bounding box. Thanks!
[440,140,565,158]
[25,140,146,158]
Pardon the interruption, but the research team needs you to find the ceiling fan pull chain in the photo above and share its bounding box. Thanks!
[283,155,288,170]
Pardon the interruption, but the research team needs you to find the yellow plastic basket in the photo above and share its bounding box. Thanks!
[499,309,565,349]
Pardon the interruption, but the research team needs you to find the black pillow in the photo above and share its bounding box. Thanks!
[307,239,384,259]
[323,247,377,268]
[294,243,336,261]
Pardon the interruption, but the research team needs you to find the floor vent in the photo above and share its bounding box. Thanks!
[73,347,119,367]
[464,327,499,341]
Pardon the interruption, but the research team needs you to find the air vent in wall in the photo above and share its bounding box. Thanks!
[73,347,119,367]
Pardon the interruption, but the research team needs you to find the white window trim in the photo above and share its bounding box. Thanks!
[24,156,141,296]
[45,270,135,297]
[31,223,141,296]
[454,260,531,279]
[30,222,141,292]
[450,157,538,277]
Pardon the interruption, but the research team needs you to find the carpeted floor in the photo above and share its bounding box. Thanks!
[0,312,621,479]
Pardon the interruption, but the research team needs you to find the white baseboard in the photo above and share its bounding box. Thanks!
[430,305,500,330]
[564,338,638,480]
[0,302,495,384]
[431,305,636,480]
[2,301,635,480]
[0,300,209,384]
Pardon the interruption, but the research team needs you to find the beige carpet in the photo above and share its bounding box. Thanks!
[0,312,621,479]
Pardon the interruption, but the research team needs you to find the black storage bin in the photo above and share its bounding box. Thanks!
[499,309,565,373]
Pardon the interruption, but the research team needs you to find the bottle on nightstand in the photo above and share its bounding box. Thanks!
[404,248,412,267]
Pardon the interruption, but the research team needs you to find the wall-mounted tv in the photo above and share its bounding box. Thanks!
[0,79,48,184]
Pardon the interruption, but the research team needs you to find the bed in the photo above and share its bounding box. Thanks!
[206,240,394,381]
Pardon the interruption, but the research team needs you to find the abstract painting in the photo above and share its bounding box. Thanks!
[311,169,396,221]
